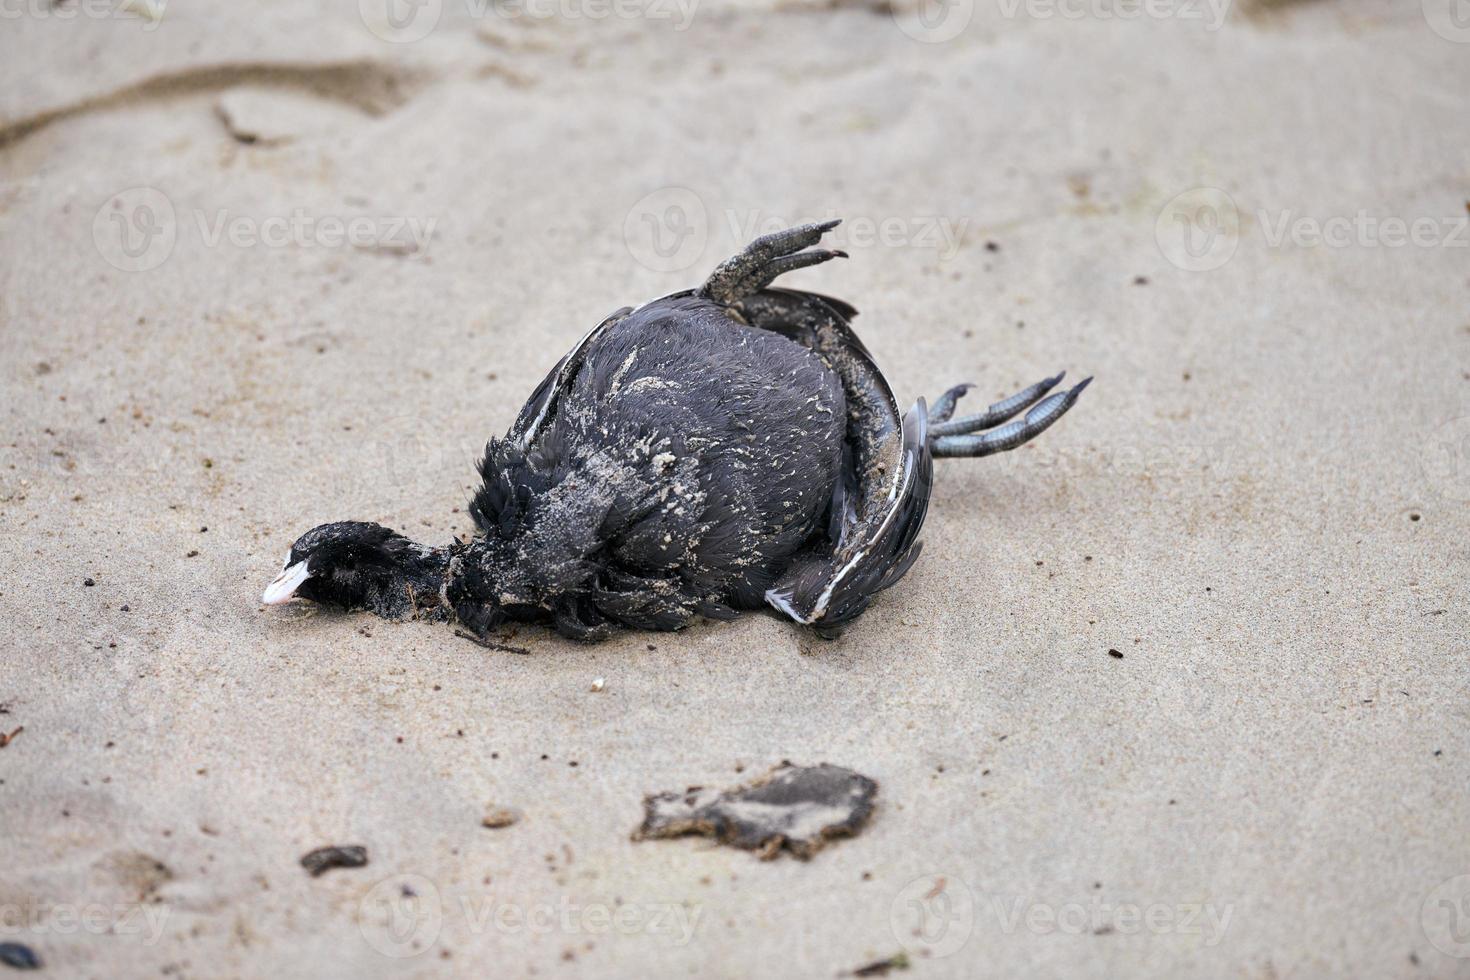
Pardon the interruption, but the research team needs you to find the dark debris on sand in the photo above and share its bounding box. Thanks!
[847,952,910,977]
[0,942,41,970]
[300,845,368,877]
[633,762,877,860]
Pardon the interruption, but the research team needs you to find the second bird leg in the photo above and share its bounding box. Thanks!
[928,374,1092,459]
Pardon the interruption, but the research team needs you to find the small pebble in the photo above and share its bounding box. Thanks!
[482,806,520,829]
[300,845,368,877]
[590,677,605,693]
[0,942,40,970]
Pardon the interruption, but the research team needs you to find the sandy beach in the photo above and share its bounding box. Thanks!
[2,0,1468,976]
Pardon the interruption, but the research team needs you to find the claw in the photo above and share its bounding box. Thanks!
[930,383,972,423]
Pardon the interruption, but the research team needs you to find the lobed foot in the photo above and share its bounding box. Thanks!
[929,372,1067,437]
[701,220,847,304]
[930,376,1091,459]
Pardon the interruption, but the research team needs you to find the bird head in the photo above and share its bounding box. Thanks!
[261,521,431,613]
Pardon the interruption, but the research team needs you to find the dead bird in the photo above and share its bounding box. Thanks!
[262,221,1090,641]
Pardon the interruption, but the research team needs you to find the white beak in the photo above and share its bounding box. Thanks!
[261,561,312,605]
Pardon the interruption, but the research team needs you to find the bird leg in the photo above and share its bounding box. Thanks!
[929,372,1068,437]
[700,220,847,305]
[930,376,1091,458]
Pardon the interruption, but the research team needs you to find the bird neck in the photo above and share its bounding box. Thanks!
[360,539,456,621]
[441,538,510,636]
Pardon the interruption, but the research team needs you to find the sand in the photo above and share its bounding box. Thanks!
[1,0,1467,976]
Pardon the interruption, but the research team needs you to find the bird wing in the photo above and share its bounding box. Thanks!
[507,305,633,448]
[730,287,934,635]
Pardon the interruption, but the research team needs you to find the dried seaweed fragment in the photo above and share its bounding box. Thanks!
[633,762,877,860]
[300,845,368,877]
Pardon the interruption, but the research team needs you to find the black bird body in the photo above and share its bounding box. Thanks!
[463,295,845,638]
[263,221,1090,642]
